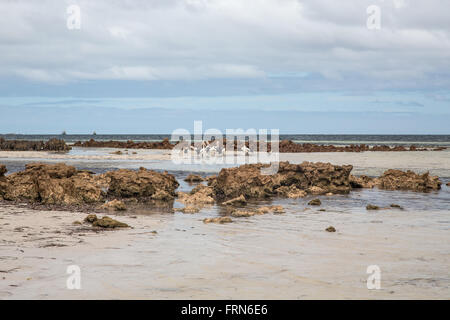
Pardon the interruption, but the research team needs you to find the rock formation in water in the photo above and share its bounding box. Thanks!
[211,161,353,201]
[73,138,174,149]
[0,163,179,206]
[351,169,441,192]
[0,138,71,151]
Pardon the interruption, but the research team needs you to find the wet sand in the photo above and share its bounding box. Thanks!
[0,148,449,299]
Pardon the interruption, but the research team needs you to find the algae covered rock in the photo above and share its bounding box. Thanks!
[366,204,380,210]
[325,226,336,232]
[203,217,233,224]
[376,169,441,192]
[212,161,353,201]
[308,198,322,206]
[84,214,129,228]
[105,167,179,199]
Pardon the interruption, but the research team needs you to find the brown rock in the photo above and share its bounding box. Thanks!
[92,216,129,228]
[308,198,321,206]
[366,204,380,210]
[177,185,215,205]
[376,169,441,192]
[100,199,127,211]
[84,214,98,223]
[177,206,200,214]
[212,161,353,201]
[105,168,179,199]
[0,165,7,176]
[275,185,307,198]
[222,195,247,206]
[349,175,377,188]
[203,217,233,224]
[184,174,204,183]
[325,226,336,232]
[2,163,103,204]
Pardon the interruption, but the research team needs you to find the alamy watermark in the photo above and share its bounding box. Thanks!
[66,265,81,290]
[67,5,81,30]
[366,265,381,290]
[171,121,280,175]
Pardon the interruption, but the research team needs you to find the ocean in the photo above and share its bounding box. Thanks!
[1,134,450,147]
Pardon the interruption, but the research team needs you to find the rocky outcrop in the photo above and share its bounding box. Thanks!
[1,163,103,205]
[184,174,204,183]
[177,185,215,205]
[275,140,444,153]
[376,169,441,192]
[105,167,179,199]
[73,138,174,150]
[0,163,179,206]
[211,161,353,201]
[349,175,377,188]
[0,138,71,151]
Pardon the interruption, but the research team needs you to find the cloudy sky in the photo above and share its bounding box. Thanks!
[0,0,449,133]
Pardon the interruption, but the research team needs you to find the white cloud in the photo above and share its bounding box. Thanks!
[0,0,449,88]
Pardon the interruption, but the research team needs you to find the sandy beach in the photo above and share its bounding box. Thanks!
[1,148,449,299]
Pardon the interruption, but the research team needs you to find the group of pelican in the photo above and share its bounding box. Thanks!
[180,140,253,157]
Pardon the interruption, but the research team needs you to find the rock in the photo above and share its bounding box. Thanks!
[110,150,123,155]
[2,163,103,204]
[212,161,353,201]
[203,217,233,224]
[446,182,450,187]
[84,214,98,223]
[73,138,174,150]
[376,169,441,192]
[275,185,307,198]
[308,199,321,206]
[151,190,175,201]
[92,216,129,228]
[206,175,217,186]
[177,206,200,214]
[307,186,326,195]
[349,175,377,188]
[184,174,204,183]
[231,205,284,217]
[44,138,72,152]
[222,195,247,206]
[177,185,215,205]
[0,163,178,206]
[105,168,179,199]
[100,199,127,211]
[390,204,402,209]
[366,204,380,210]
[325,226,336,232]
[0,165,7,176]
[0,138,71,151]
[72,221,82,225]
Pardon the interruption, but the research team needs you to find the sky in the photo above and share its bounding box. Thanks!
[0,0,449,134]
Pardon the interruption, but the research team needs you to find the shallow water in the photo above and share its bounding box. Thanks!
[0,147,449,299]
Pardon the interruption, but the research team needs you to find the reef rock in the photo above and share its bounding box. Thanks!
[184,174,204,183]
[105,167,179,199]
[212,161,353,201]
[376,169,441,192]
[222,195,247,206]
[100,199,127,211]
[203,217,233,224]
[1,163,103,204]
[177,185,215,205]
[349,175,377,188]
[83,214,129,228]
